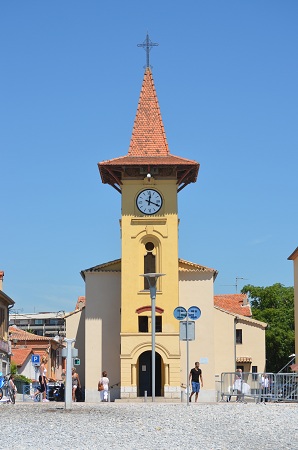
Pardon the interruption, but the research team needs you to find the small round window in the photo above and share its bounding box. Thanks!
[145,242,154,252]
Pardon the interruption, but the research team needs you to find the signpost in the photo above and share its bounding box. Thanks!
[31,354,40,366]
[173,305,202,406]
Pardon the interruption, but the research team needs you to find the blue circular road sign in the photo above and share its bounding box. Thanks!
[173,306,187,321]
[188,306,201,320]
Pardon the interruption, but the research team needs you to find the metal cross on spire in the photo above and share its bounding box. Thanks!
[137,33,159,68]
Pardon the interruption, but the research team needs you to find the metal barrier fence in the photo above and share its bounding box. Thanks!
[220,372,298,403]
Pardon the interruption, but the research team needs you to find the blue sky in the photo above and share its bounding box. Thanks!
[1,1,297,313]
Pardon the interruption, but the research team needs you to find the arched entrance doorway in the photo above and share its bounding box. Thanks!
[138,351,162,397]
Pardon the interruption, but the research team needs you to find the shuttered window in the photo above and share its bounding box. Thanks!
[0,307,5,338]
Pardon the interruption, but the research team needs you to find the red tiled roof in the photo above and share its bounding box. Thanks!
[128,68,169,157]
[99,154,199,167]
[9,326,55,342]
[214,294,251,317]
[10,348,32,367]
[98,68,199,190]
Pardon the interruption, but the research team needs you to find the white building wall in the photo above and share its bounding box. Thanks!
[84,271,121,402]
[179,271,216,402]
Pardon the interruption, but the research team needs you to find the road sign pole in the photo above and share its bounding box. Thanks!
[174,306,201,407]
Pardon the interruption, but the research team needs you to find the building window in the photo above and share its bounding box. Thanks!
[138,316,148,332]
[0,307,5,338]
[252,365,258,380]
[35,319,43,325]
[236,329,242,344]
[144,242,155,289]
[156,316,162,333]
[49,319,59,325]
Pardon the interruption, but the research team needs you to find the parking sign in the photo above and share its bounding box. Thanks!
[31,355,40,365]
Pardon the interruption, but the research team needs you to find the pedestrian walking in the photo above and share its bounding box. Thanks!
[33,355,49,402]
[98,371,109,402]
[72,368,81,402]
[189,362,203,402]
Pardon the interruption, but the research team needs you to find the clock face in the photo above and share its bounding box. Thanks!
[136,189,163,215]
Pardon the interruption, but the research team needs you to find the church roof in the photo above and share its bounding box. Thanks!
[214,294,251,317]
[98,68,199,191]
[178,258,218,278]
[288,246,298,260]
[81,258,217,279]
[128,67,169,157]
[81,259,122,279]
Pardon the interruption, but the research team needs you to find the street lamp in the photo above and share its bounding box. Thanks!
[140,273,165,402]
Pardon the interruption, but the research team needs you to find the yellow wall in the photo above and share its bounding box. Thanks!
[120,177,181,398]
[294,257,298,359]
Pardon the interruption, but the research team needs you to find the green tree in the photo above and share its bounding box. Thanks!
[241,283,294,372]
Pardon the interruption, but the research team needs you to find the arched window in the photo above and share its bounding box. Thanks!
[144,242,155,289]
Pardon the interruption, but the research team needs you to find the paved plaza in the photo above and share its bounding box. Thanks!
[0,401,297,449]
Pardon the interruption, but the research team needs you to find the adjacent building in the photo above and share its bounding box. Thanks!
[9,311,66,339]
[0,271,15,374]
[288,247,298,360]
[9,325,65,381]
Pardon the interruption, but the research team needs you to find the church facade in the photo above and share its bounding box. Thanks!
[71,59,266,402]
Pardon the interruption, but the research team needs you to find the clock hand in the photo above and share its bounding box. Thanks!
[145,199,160,207]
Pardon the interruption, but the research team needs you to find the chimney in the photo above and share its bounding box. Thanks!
[242,294,248,306]
[0,271,4,291]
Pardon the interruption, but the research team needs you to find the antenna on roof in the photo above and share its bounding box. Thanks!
[235,277,248,293]
[137,33,159,69]
[219,277,248,293]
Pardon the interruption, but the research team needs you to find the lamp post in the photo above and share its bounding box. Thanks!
[64,338,75,410]
[140,273,165,402]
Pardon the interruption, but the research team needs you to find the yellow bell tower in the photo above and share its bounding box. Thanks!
[99,53,199,398]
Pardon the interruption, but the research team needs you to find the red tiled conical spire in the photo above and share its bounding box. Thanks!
[128,68,169,156]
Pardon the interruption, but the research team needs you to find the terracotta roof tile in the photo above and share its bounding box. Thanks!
[236,357,252,363]
[214,294,251,317]
[98,68,199,189]
[9,326,55,342]
[11,348,32,367]
[128,68,169,157]
[99,154,199,167]
[179,258,218,278]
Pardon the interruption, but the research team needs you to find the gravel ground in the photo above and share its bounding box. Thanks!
[0,401,297,449]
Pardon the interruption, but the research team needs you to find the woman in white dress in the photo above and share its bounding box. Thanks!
[99,371,109,402]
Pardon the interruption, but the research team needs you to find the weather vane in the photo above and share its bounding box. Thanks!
[137,33,159,68]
